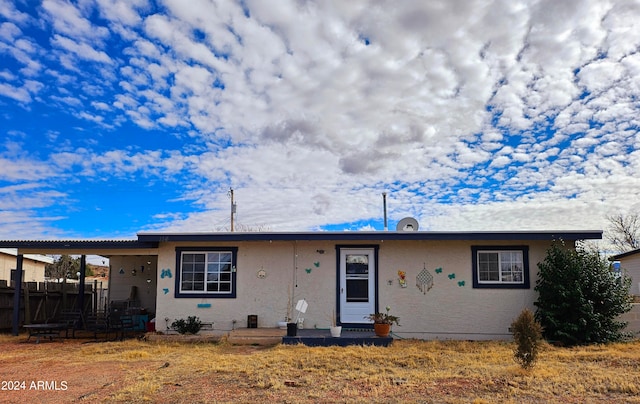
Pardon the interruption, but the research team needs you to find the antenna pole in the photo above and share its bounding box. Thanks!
[230,188,235,232]
[382,192,388,231]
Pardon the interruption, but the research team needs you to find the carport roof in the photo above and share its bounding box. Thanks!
[0,239,158,249]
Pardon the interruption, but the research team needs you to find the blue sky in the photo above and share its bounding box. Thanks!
[1,0,639,240]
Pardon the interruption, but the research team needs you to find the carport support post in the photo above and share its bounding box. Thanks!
[78,255,86,314]
[11,254,24,336]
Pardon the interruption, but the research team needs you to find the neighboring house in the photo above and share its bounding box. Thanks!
[1,229,602,340]
[610,249,640,334]
[0,248,53,286]
[611,248,640,296]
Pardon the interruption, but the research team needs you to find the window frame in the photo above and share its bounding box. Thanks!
[471,245,530,289]
[175,247,238,298]
[10,269,24,285]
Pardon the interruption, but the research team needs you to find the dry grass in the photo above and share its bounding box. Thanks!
[1,333,640,403]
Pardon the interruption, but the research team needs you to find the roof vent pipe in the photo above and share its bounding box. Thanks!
[382,192,388,231]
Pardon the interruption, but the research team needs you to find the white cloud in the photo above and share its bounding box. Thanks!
[51,34,114,64]
[578,60,624,94]
[0,82,31,103]
[95,0,148,27]
[0,0,30,25]
[91,101,110,111]
[0,21,21,42]
[489,155,511,168]
[41,0,110,42]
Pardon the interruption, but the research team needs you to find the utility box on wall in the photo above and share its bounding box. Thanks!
[247,314,257,328]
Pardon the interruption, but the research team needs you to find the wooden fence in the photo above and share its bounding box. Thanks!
[0,280,106,330]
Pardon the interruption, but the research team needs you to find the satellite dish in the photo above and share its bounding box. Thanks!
[396,217,419,232]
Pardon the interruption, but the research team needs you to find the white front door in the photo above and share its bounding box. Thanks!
[339,247,376,324]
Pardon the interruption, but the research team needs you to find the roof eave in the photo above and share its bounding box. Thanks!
[611,248,640,260]
[137,230,603,243]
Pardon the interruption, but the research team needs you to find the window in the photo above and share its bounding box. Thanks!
[472,246,529,289]
[10,269,22,283]
[175,247,237,298]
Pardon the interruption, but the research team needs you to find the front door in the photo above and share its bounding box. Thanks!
[338,247,377,324]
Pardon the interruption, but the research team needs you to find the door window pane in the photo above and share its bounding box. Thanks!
[346,254,369,275]
[346,279,369,302]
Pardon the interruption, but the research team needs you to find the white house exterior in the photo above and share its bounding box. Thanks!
[141,230,600,340]
[1,230,604,340]
[0,248,53,285]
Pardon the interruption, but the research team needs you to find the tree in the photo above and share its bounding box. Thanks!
[45,255,94,280]
[607,212,640,253]
[534,242,632,346]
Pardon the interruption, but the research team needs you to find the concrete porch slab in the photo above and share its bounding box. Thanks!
[282,328,393,347]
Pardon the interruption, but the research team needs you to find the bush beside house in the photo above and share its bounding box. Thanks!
[535,242,632,346]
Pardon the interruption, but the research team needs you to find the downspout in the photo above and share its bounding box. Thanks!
[290,241,298,321]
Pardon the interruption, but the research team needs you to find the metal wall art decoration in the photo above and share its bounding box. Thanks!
[416,264,434,294]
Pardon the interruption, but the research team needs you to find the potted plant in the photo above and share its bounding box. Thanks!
[365,306,400,337]
[330,310,341,337]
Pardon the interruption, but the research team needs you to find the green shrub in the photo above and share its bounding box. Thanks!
[511,308,543,369]
[534,242,632,346]
[171,316,202,334]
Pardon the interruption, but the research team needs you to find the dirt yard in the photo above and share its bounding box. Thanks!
[1,333,640,403]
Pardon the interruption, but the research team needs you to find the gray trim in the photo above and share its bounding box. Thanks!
[0,230,602,251]
[138,230,602,243]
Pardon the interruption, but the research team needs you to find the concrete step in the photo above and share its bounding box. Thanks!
[227,327,286,345]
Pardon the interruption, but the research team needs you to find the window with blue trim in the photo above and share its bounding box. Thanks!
[175,247,237,298]
[472,246,529,289]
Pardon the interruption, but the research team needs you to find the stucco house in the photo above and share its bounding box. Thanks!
[0,248,53,286]
[1,229,603,340]
[610,248,640,334]
[612,248,640,297]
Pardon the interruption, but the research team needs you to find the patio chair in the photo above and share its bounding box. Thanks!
[85,312,112,340]
[59,310,83,338]
[109,312,136,341]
